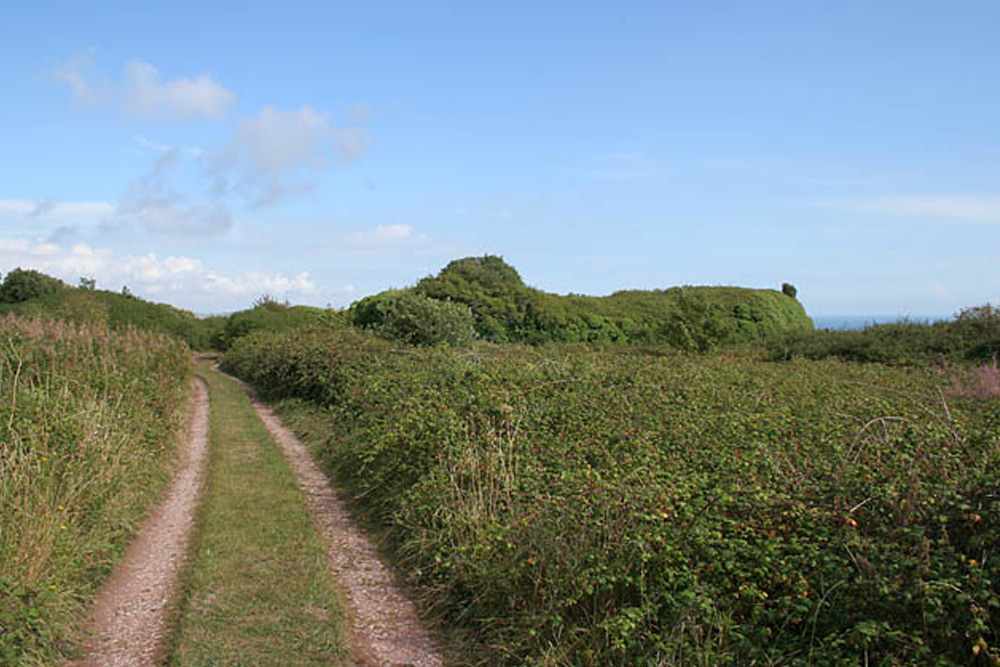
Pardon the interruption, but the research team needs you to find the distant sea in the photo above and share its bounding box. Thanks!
[810,315,952,331]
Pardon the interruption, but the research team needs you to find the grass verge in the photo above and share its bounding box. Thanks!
[165,362,348,665]
[0,316,189,665]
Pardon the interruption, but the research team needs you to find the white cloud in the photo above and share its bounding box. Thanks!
[52,52,234,120]
[106,149,232,236]
[343,224,429,254]
[212,105,373,206]
[0,199,116,220]
[815,195,1000,224]
[136,137,203,156]
[52,48,101,104]
[122,60,235,120]
[0,236,317,310]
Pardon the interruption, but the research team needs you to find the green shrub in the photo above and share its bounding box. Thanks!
[371,255,815,347]
[214,301,340,350]
[223,330,999,665]
[767,306,1000,365]
[351,290,476,346]
[0,268,65,303]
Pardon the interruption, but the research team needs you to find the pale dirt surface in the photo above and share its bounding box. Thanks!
[70,377,210,666]
[228,370,445,667]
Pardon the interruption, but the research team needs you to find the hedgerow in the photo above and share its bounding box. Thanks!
[223,328,1000,664]
[0,315,190,663]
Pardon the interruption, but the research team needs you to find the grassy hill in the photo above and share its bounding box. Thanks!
[353,255,813,348]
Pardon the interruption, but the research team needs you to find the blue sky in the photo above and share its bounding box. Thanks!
[1,1,998,315]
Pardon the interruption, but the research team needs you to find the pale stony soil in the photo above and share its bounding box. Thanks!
[71,378,210,666]
[231,371,444,667]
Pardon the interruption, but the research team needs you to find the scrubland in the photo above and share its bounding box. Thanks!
[223,327,999,664]
[0,315,189,663]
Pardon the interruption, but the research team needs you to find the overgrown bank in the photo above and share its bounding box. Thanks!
[0,315,190,663]
[223,328,999,664]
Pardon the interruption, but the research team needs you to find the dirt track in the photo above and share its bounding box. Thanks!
[73,378,209,666]
[235,374,444,667]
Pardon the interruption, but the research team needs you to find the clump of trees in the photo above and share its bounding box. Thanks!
[371,255,814,347]
[0,268,66,303]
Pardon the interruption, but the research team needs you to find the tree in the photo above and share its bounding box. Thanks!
[79,276,97,291]
[0,268,65,303]
[782,283,798,299]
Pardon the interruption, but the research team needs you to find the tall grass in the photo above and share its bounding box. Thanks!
[0,315,189,664]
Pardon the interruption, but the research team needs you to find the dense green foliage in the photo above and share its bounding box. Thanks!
[350,290,477,346]
[0,269,66,304]
[0,315,190,663]
[213,299,338,350]
[404,255,813,346]
[223,329,999,665]
[0,283,215,349]
[769,305,1000,365]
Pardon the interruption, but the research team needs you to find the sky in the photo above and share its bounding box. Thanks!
[1,1,998,316]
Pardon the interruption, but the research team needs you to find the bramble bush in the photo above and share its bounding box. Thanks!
[350,290,477,346]
[224,329,1000,665]
[767,304,1000,366]
[0,315,190,663]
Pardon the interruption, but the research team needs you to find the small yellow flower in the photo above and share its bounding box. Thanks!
[41,457,48,463]
[58,505,65,511]
[60,524,67,531]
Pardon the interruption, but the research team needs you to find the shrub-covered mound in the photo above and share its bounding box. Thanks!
[353,255,812,347]
[223,328,999,665]
[212,298,344,350]
[0,315,190,663]
[0,268,214,349]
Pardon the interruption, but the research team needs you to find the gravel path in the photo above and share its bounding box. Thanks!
[231,371,444,667]
[72,377,210,666]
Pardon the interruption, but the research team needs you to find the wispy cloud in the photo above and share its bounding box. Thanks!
[136,137,203,156]
[577,152,664,181]
[210,105,373,206]
[104,149,232,236]
[814,195,1000,224]
[123,59,235,120]
[0,199,115,219]
[52,52,235,121]
[52,47,104,105]
[342,224,428,253]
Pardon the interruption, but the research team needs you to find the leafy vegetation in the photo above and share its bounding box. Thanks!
[350,289,477,346]
[768,304,1000,365]
[0,277,215,349]
[0,315,190,663]
[223,328,999,665]
[398,255,812,346]
[212,297,341,350]
[0,269,67,304]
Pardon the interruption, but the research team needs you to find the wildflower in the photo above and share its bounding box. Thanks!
[60,524,67,531]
